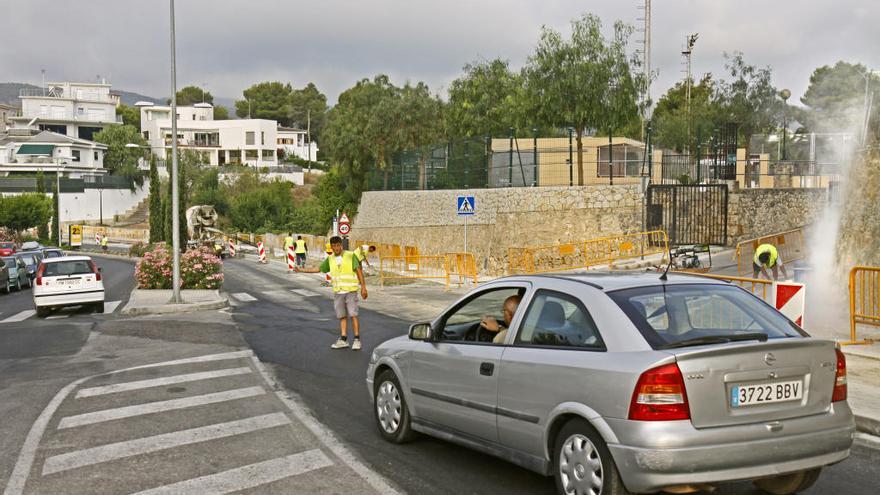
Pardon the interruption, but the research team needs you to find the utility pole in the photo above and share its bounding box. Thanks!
[41,69,46,96]
[637,0,652,140]
[306,108,312,172]
[169,0,182,303]
[682,33,698,154]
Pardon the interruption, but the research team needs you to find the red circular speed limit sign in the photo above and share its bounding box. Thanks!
[338,223,351,235]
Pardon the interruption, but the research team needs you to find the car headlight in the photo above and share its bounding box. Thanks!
[370,351,379,364]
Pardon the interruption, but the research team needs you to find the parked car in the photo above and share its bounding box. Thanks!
[367,273,854,495]
[2,256,29,290]
[20,241,41,251]
[0,261,9,294]
[33,256,105,317]
[0,241,16,257]
[40,247,64,259]
[15,251,43,282]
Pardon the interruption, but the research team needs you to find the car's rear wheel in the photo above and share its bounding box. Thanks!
[95,302,105,313]
[373,369,415,444]
[35,307,50,318]
[554,418,630,495]
[753,468,821,494]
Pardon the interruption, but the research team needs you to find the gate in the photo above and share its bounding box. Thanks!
[646,184,729,245]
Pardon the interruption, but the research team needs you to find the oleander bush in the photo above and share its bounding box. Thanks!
[134,243,223,289]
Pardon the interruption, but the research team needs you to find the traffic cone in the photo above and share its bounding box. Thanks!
[258,241,267,264]
[228,239,236,258]
[287,245,295,272]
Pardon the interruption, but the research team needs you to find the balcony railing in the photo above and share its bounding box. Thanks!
[21,110,121,124]
[20,87,116,104]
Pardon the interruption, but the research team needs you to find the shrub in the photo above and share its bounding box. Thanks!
[134,244,224,290]
[129,242,151,258]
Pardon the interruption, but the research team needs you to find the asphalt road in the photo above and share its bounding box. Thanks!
[221,259,880,495]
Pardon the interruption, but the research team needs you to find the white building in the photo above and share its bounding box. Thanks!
[138,102,278,167]
[8,82,121,140]
[0,103,19,131]
[277,126,318,162]
[0,129,107,177]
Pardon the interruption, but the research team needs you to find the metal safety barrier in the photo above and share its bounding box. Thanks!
[676,272,774,304]
[844,266,880,346]
[507,230,669,275]
[379,255,450,288]
[446,252,478,286]
[734,228,806,277]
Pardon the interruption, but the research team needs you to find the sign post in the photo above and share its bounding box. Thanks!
[69,224,83,248]
[456,196,475,253]
[338,212,351,249]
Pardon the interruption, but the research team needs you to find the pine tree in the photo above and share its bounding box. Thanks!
[36,171,49,241]
[148,156,163,242]
[52,181,60,245]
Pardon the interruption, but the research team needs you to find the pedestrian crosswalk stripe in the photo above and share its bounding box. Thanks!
[41,412,292,475]
[130,449,333,495]
[104,300,123,313]
[231,292,257,302]
[45,315,68,320]
[75,367,253,398]
[58,387,267,429]
[120,350,254,372]
[291,288,319,297]
[0,310,36,323]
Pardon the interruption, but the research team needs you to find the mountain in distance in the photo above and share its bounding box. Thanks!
[0,82,235,116]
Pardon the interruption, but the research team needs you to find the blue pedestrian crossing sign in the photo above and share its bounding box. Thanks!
[457,196,475,215]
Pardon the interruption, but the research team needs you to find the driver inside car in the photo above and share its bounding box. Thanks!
[479,295,521,344]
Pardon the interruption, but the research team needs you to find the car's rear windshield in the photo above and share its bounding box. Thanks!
[43,250,63,258]
[0,242,13,249]
[3,258,15,268]
[43,260,94,277]
[18,254,37,265]
[608,284,805,349]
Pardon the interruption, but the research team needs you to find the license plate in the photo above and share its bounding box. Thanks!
[731,380,803,407]
[59,278,81,286]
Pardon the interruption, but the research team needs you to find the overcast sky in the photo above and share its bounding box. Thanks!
[2,0,878,108]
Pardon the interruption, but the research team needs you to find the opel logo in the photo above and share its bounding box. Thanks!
[764,352,776,366]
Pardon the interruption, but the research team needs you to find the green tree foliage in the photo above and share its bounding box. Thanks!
[715,52,783,153]
[227,178,294,233]
[289,82,328,142]
[92,125,147,188]
[0,194,52,234]
[322,75,444,201]
[446,59,525,138]
[213,106,230,120]
[523,14,643,184]
[52,181,60,245]
[235,82,293,123]
[148,156,163,243]
[168,85,213,106]
[189,168,228,215]
[799,61,880,140]
[651,75,719,152]
[117,103,141,129]
[35,171,49,240]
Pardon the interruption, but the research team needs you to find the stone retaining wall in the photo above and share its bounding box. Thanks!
[727,187,828,245]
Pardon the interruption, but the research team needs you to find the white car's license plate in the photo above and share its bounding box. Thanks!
[59,278,81,286]
[731,380,803,407]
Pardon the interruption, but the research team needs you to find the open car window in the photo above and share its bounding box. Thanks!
[439,287,523,342]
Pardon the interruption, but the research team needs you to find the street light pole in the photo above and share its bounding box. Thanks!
[780,89,791,161]
[169,0,182,303]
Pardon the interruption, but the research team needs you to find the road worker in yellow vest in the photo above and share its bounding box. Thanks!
[296,236,368,350]
[283,233,294,257]
[100,235,108,252]
[753,243,788,281]
[294,235,308,268]
[353,244,377,268]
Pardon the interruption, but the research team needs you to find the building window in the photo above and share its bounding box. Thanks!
[262,149,275,161]
[94,151,99,161]
[72,150,81,162]
[246,131,255,145]
[261,131,265,145]
[245,150,258,160]
[143,131,150,140]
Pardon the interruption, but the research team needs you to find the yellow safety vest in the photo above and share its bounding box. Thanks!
[100,237,108,246]
[753,244,779,267]
[294,239,307,254]
[353,247,366,261]
[283,237,294,250]
[328,251,360,294]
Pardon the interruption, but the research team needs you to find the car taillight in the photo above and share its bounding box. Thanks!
[629,363,690,421]
[35,264,45,286]
[832,348,847,402]
[89,261,102,281]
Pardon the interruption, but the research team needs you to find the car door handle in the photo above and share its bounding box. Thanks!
[480,362,494,376]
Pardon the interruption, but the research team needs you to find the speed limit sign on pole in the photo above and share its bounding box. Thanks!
[338,223,351,236]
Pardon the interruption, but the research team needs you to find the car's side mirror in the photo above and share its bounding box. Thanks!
[408,322,433,341]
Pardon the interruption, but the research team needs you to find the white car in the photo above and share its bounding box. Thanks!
[33,256,105,317]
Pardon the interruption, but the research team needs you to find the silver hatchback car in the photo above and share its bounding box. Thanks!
[367,273,854,495]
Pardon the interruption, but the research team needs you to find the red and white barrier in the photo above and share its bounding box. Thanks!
[257,242,267,263]
[774,281,805,327]
[95,233,101,244]
[228,239,236,258]
[287,245,296,271]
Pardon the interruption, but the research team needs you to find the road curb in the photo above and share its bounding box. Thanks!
[855,413,880,437]
[120,290,229,316]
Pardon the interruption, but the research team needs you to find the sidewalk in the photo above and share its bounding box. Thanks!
[120,289,229,316]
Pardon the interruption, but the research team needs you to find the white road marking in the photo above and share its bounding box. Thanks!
[41,413,292,475]
[58,387,266,429]
[231,292,257,302]
[1,310,36,323]
[45,314,69,320]
[75,367,252,398]
[291,288,319,297]
[107,350,253,373]
[130,449,333,495]
[250,356,402,494]
[104,300,123,313]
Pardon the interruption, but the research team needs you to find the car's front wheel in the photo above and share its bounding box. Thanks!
[373,369,415,444]
[753,468,821,494]
[95,302,105,313]
[554,418,630,495]
[35,307,50,318]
